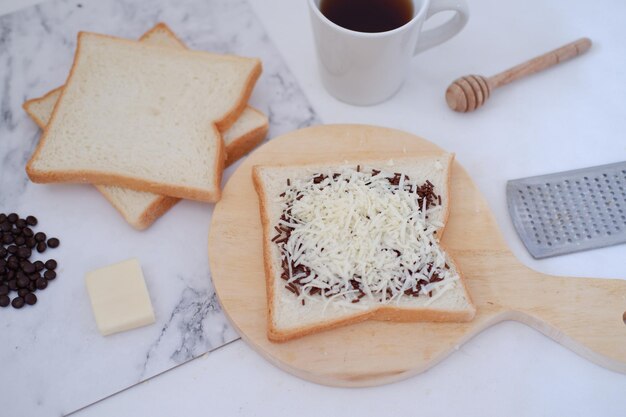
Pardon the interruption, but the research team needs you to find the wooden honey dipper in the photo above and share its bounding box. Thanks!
[446,38,592,112]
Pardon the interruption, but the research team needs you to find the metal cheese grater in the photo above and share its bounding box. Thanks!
[506,161,626,259]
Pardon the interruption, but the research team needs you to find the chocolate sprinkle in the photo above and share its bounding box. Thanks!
[273,168,445,303]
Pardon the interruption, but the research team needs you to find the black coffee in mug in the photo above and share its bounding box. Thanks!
[320,0,414,33]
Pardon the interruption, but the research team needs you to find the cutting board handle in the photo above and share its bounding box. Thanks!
[501,269,626,373]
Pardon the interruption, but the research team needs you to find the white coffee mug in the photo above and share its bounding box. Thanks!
[308,0,469,105]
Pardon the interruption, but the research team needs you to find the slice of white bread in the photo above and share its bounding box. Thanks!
[26,31,262,202]
[22,24,268,229]
[222,107,269,167]
[253,156,475,342]
[24,89,268,167]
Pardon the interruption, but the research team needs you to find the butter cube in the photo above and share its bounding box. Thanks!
[85,258,155,336]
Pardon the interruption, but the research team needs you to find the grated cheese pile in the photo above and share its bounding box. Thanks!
[273,167,460,310]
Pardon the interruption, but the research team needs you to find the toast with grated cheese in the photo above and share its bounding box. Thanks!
[253,155,476,342]
[22,23,268,229]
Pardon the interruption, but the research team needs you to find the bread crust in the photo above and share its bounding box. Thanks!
[25,30,262,203]
[225,107,269,166]
[79,118,261,228]
[252,167,277,339]
[252,157,476,343]
[215,63,262,132]
[436,152,454,241]
[264,252,475,343]
[142,22,263,132]
[22,87,62,129]
[93,186,178,230]
[139,22,186,47]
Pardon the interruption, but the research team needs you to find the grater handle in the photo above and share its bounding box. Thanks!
[503,271,626,372]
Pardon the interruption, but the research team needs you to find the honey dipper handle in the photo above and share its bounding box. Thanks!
[488,38,592,89]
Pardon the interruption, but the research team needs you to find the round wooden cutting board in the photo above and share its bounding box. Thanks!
[209,125,626,387]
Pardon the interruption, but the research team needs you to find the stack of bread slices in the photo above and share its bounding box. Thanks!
[23,23,268,230]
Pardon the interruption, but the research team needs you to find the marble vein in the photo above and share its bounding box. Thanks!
[0,0,321,415]
[139,276,235,380]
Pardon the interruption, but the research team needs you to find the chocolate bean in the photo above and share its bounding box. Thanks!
[6,259,18,271]
[24,293,37,305]
[17,247,31,259]
[0,294,9,307]
[22,262,35,274]
[11,297,25,309]
[17,274,29,288]
[36,278,47,290]
[36,242,47,253]
[1,213,61,309]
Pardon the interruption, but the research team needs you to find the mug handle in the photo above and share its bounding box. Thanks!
[414,0,469,55]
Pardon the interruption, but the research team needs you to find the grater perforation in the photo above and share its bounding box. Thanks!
[506,161,626,258]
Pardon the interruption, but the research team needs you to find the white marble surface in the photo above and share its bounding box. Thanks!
[1,0,626,415]
[0,1,318,416]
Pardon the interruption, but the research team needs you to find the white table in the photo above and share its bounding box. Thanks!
[2,0,625,415]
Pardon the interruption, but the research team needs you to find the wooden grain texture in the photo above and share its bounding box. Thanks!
[446,38,591,112]
[209,125,626,387]
[489,38,592,88]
